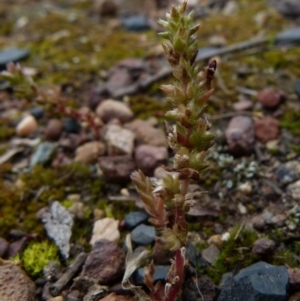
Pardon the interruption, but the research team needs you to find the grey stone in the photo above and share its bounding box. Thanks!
[131,265,169,286]
[0,49,29,70]
[124,211,149,230]
[218,261,288,301]
[201,243,220,265]
[29,106,44,119]
[122,15,151,32]
[42,201,74,259]
[63,118,81,134]
[275,27,300,45]
[104,124,135,155]
[30,142,57,168]
[131,224,155,245]
[225,116,255,155]
[276,162,299,186]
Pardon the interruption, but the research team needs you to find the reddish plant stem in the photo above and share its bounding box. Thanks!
[165,249,185,301]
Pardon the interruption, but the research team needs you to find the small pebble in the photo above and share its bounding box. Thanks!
[287,180,300,201]
[238,202,247,215]
[44,119,63,141]
[252,215,266,230]
[74,141,106,164]
[16,115,38,137]
[207,234,222,247]
[90,218,120,246]
[29,107,44,119]
[202,244,220,265]
[254,117,280,143]
[257,88,285,108]
[225,116,255,155]
[124,212,149,230]
[238,181,252,194]
[131,224,155,245]
[121,15,151,32]
[252,238,276,255]
[63,118,81,134]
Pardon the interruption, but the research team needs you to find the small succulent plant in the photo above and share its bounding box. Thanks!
[129,1,217,300]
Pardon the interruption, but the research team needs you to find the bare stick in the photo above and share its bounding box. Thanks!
[49,252,87,296]
[112,37,269,99]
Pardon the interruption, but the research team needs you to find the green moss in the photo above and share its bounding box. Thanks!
[20,240,60,277]
[129,95,170,121]
[0,162,105,238]
[206,226,259,284]
[280,109,300,135]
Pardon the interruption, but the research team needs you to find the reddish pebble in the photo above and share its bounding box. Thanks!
[254,116,280,143]
[44,119,63,141]
[257,88,285,108]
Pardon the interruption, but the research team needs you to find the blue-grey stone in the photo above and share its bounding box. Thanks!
[217,261,288,301]
[42,201,73,259]
[0,49,29,70]
[131,265,169,286]
[275,27,300,46]
[131,224,155,245]
[186,242,199,267]
[30,142,56,168]
[29,107,44,120]
[276,164,299,186]
[124,211,149,229]
[122,15,151,32]
[63,118,81,134]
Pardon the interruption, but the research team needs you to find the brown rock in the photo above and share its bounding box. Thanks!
[96,99,133,124]
[288,268,300,292]
[257,88,285,108]
[225,116,255,155]
[82,239,125,285]
[252,238,276,255]
[98,155,136,184]
[135,144,168,176]
[0,259,36,301]
[44,119,63,141]
[75,141,106,164]
[94,0,118,17]
[252,214,266,230]
[0,237,8,258]
[125,119,168,147]
[254,117,280,143]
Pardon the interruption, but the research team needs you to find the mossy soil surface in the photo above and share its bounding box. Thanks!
[0,0,300,290]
